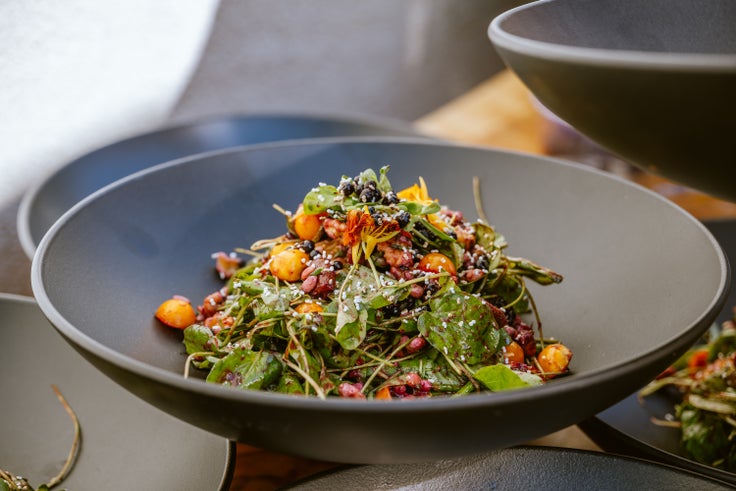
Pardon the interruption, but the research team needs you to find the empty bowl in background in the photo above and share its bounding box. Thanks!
[489,0,736,201]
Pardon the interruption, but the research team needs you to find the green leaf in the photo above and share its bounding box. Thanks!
[401,351,467,391]
[507,256,563,285]
[418,290,503,364]
[333,265,387,349]
[474,221,497,251]
[253,284,293,320]
[377,166,393,193]
[678,404,733,467]
[233,278,267,295]
[207,347,282,390]
[397,201,441,216]
[335,300,368,350]
[474,364,540,391]
[489,275,530,313]
[366,281,411,309]
[709,328,736,362]
[276,372,305,395]
[302,185,340,214]
[183,324,220,354]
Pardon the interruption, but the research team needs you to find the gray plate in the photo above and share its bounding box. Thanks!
[0,294,234,489]
[31,138,729,463]
[579,218,736,486]
[489,0,736,201]
[17,112,421,258]
[287,446,733,490]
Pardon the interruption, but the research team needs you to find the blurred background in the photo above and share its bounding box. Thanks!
[1,0,524,209]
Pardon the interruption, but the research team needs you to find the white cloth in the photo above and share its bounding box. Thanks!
[0,1,219,208]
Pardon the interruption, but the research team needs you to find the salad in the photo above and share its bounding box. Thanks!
[641,309,736,470]
[155,167,571,399]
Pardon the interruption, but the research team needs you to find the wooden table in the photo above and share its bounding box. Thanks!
[4,69,736,490]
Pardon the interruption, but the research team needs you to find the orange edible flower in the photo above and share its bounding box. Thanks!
[344,207,399,264]
[396,177,447,232]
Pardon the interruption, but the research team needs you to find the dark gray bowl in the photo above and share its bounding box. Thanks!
[31,138,729,463]
[578,218,736,486]
[489,0,736,201]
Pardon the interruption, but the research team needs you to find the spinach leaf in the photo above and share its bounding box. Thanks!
[252,283,293,320]
[335,299,368,350]
[397,201,441,216]
[276,371,305,395]
[207,347,282,390]
[417,290,503,364]
[332,266,385,349]
[302,185,340,214]
[183,324,220,354]
[474,364,542,391]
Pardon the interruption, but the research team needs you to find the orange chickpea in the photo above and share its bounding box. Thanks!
[292,208,325,241]
[269,248,309,282]
[294,302,324,314]
[155,297,197,329]
[269,240,297,258]
[374,386,392,400]
[417,252,457,276]
[687,348,709,369]
[537,343,572,378]
[502,341,525,364]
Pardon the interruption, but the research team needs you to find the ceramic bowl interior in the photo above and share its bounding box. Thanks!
[489,0,736,201]
[32,138,728,463]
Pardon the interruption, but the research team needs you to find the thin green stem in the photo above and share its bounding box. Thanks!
[360,337,413,393]
[283,359,326,399]
[47,385,81,489]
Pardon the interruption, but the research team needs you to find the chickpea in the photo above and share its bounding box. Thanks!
[292,208,325,241]
[374,386,392,400]
[537,343,572,377]
[269,240,297,258]
[269,248,309,282]
[155,297,197,329]
[502,341,525,364]
[294,302,324,314]
[417,252,457,276]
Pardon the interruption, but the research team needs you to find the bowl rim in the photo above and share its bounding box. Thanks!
[30,136,730,413]
[489,0,736,72]
[16,110,422,260]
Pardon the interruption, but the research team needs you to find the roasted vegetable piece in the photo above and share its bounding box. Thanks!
[291,206,325,241]
[155,297,197,329]
[537,343,573,378]
[418,251,457,276]
[269,248,309,282]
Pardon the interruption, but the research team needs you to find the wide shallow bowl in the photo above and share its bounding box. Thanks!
[579,218,736,486]
[17,112,420,258]
[32,138,729,463]
[0,294,234,489]
[287,446,733,490]
[489,0,736,202]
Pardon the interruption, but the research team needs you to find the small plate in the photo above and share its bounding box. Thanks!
[580,218,736,486]
[17,112,421,258]
[0,294,234,489]
[286,446,732,490]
